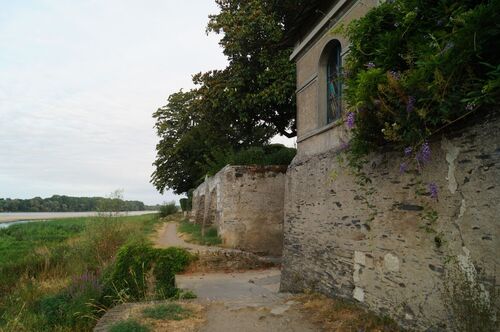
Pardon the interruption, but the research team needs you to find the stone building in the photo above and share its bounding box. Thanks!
[191,165,286,257]
[280,0,499,330]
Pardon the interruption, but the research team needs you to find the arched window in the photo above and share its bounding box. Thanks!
[319,40,342,125]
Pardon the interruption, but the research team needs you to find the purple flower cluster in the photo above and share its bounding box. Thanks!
[406,96,416,113]
[365,62,376,69]
[346,112,355,129]
[428,182,439,200]
[417,142,431,164]
[404,146,412,156]
[340,139,350,151]
[399,162,408,173]
[67,272,102,298]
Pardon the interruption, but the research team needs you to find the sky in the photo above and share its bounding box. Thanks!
[0,0,236,205]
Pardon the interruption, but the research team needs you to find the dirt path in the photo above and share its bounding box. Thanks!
[143,222,320,331]
[155,222,220,252]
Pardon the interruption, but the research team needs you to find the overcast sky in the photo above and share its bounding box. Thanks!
[0,0,234,204]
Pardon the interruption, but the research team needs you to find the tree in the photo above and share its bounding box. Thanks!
[152,0,326,194]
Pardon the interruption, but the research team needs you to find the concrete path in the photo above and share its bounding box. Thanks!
[178,269,317,332]
[176,268,281,303]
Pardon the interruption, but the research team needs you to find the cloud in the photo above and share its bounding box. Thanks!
[0,0,228,204]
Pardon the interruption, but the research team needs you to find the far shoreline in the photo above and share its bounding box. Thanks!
[0,211,158,224]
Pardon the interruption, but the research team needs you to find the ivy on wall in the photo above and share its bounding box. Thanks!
[339,0,499,185]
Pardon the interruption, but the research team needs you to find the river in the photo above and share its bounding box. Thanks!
[0,211,158,229]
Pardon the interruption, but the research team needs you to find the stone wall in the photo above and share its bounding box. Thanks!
[191,165,287,256]
[280,115,500,330]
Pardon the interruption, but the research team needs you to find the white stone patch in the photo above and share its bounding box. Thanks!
[384,253,400,272]
[457,247,491,305]
[353,287,365,302]
[353,264,361,283]
[457,247,475,282]
[459,199,466,219]
[441,138,460,194]
[354,251,366,265]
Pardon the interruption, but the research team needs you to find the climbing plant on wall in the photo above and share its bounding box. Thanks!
[341,0,500,181]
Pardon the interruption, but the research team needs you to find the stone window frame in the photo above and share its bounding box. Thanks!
[318,39,343,128]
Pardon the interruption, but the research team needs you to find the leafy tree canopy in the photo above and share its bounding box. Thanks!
[0,195,146,213]
[152,0,323,194]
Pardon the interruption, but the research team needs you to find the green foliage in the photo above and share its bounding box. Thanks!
[343,0,500,156]
[0,213,162,331]
[109,319,150,332]
[37,273,102,330]
[102,243,192,303]
[0,194,145,212]
[179,198,189,212]
[205,144,296,176]
[159,202,178,218]
[142,303,191,321]
[177,220,222,246]
[151,0,325,194]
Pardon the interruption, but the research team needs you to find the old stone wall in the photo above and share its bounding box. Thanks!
[191,165,287,256]
[280,115,500,330]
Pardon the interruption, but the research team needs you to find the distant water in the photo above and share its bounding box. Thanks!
[0,211,158,229]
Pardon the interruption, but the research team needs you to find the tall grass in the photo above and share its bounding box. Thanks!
[0,213,164,331]
[177,220,221,246]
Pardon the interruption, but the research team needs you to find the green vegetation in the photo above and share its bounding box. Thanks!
[342,0,500,158]
[0,194,145,212]
[109,319,150,332]
[0,213,192,331]
[151,1,325,194]
[179,198,190,212]
[158,202,178,218]
[205,145,296,176]
[178,220,222,246]
[103,243,193,302]
[142,303,191,321]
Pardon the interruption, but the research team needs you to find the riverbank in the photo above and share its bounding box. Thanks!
[0,210,158,224]
[0,213,166,331]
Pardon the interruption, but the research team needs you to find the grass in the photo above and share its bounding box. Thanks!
[142,303,192,320]
[177,220,222,246]
[109,319,150,332]
[295,293,402,332]
[0,213,163,332]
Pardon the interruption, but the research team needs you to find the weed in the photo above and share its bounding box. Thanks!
[142,303,191,321]
[177,220,221,246]
[159,202,178,218]
[109,319,150,332]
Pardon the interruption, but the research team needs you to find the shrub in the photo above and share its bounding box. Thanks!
[179,198,189,212]
[142,303,191,320]
[159,202,178,218]
[205,144,296,175]
[37,271,103,330]
[177,220,222,246]
[342,0,500,158]
[109,319,150,332]
[102,243,193,303]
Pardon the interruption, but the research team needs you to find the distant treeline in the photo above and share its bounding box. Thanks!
[0,195,147,212]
